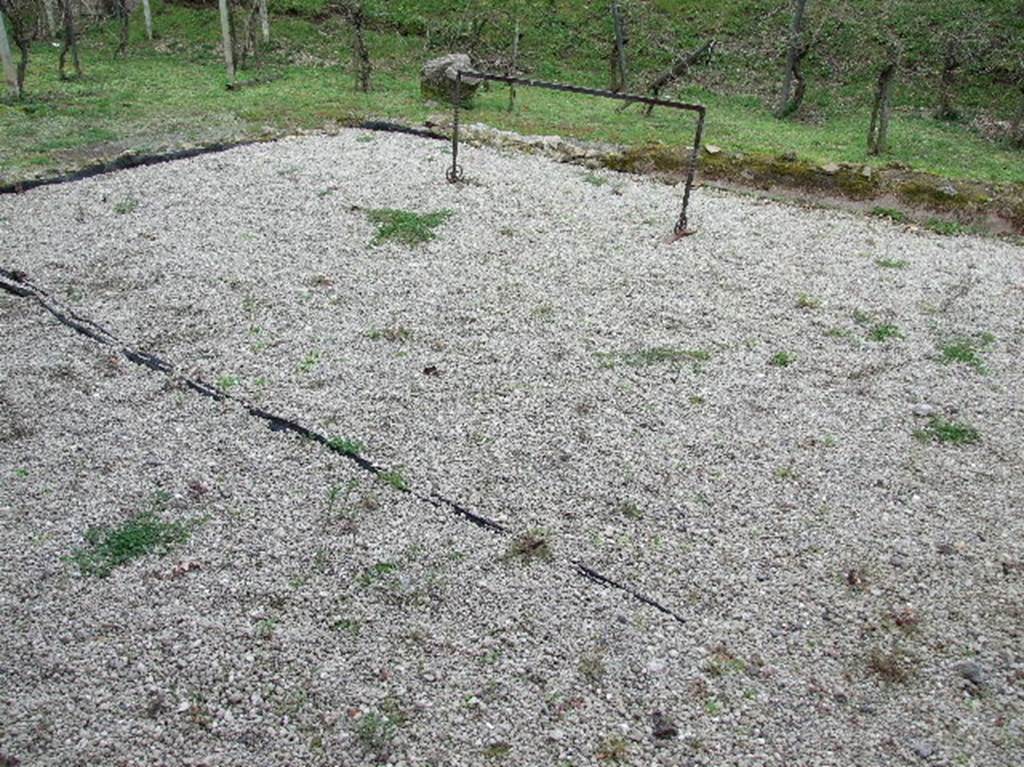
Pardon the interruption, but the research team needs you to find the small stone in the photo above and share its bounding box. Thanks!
[821,162,841,175]
[704,144,722,155]
[953,660,984,686]
[861,165,874,178]
[940,183,958,198]
[937,543,955,556]
[651,711,678,740]
[912,403,936,417]
[911,740,935,759]
[646,658,668,675]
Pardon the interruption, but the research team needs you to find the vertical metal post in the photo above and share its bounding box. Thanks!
[675,108,705,236]
[447,70,464,183]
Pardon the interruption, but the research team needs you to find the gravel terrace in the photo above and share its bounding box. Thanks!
[1,129,1023,766]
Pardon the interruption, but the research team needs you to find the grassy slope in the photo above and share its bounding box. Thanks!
[0,1,1021,185]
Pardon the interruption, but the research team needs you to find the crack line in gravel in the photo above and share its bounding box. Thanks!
[1,266,686,624]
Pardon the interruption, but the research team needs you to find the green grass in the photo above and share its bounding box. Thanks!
[940,334,994,371]
[869,323,902,342]
[870,207,909,223]
[914,416,981,445]
[70,511,193,576]
[769,351,794,367]
[366,208,452,245]
[327,436,364,456]
[875,257,909,269]
[1,2,1021,188]
[796,292,820,309]
[378,468,409,492]
[216,374,239,391]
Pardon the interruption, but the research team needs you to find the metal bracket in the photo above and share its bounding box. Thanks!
[446,69,706,237]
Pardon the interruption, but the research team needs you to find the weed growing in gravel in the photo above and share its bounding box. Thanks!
[298,350,321,373]
[852,309,873,326]
[327,437,364,456]
[769,351,794,367]
[598,346,710,368]
[216,374,239,392]
[578,653,607,685]
[366,208,452,245]
[331,617,361,635]
[868,646,916,683]
[367,325,413,343]
[378,468,409,492]
[871,207,908,223]
[70,512,193,577]
[354,710,399,757]
[940,333,994,371]
[356,133,376,143]
[869,323,902,342]
[255,618,278,640]
[113,197,138,214]
[615,501,643,520]
[926,218,969,236]
[582,172,608,186]
[358,561,398,586]
[503,530,552,563]
[875,257,909,269]
[796,293,821,310]
[596,736,629,762]
[483,742,512,759]
[914,416,980,445]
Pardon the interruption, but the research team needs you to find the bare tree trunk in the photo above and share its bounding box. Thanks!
[346,2,370,92]
[218,0,236,83]
[142,0,153,40]
[935,38,959,120]
[0,9,19,98]
[610,1,627,92]
[115,0,130,57]
[1012,82,1024,147]
[868,60,897,155]
[507,18,519,111]
[43,0,58,37]
[258,0,269,43]
[776,0,809,117]
[58,0,82,80]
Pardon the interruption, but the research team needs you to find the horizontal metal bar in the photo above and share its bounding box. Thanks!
[460,69,706,115]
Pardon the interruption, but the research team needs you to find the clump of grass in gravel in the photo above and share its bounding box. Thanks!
[869,322,902,342]
[599,346,710,368]
[581,172,608,186]
[354,703,404,758]
[503,530,552,563]
[867,645,917,684]
[327,436,364,456]
[113,197,138,214]
[367,208,452,245]
[216,374,239,392]
[914,416,980,445]
[596,736,630,762]
[926,218,969,236]
[297,350,320,373]
[875,257,909,269]
[615,501,643,520]
[358,561,398,586]
[70,512,193,577]
[378,468,409,492]
[796,293,820,310]
[483,742,512,759]
[367,325,413,342]
[940,333,994,371]
[769,351,794,367]
[871,207,908,223]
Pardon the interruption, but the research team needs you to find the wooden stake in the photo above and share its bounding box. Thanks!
[142,0,153,40]
[218,0,236,83]
[0,10,19,98]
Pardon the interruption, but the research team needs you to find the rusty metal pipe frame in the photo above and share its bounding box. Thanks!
[446,69,707,237]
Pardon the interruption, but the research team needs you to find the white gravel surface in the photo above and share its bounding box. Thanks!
[2,129,1023,766]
